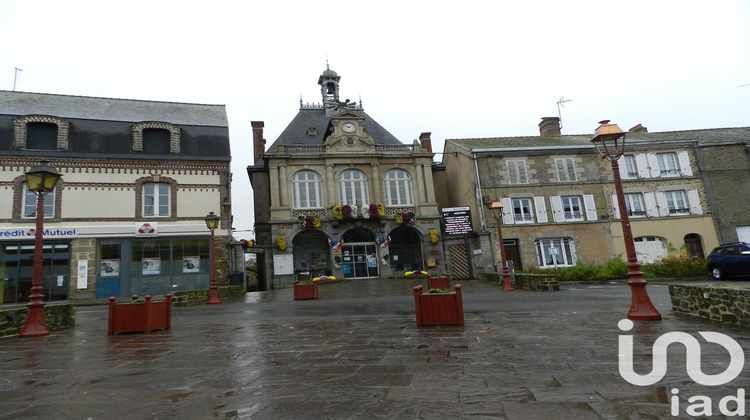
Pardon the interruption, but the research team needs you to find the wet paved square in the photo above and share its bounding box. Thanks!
[1,279,749,419]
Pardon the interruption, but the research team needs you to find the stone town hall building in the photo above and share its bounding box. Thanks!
[248,67,446,289]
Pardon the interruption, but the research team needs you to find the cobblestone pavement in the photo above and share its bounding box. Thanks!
[1,278,750,419]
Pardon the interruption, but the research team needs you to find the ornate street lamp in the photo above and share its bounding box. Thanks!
[485,201,515,291]
[19,161,62,338]
[591,120,661,321]
[204,212,222,305]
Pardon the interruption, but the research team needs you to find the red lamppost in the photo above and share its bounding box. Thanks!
[486,201,515,291]
[19,161,62,338]
[205,212,222,305]
[591,120,661,321]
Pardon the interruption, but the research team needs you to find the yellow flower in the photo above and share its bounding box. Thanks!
[333,206,343,220]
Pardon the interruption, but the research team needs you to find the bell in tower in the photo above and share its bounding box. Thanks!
[318,64,340,106]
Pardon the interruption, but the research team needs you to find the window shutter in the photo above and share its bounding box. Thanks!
[686,189,703,215]
[507,161,518,184]
[635,154,650,179]
[611,194,620,219]
[501,197,514,224]
[583,194,598,221]
[534,197,548,223]
[677,151,693,176]
[654,192,670,217]
[646,154,660,178]
[549,196,564,222]
[643,192,659,217]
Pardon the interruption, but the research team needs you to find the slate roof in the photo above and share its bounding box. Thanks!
[446,127,750,152]
[0,90,228,127]
[266,107,403,152]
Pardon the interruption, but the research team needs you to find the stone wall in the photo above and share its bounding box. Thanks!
[478,272,559,291]
[170,285,246,307]
[0,303,76,338]
[669,284,750,326]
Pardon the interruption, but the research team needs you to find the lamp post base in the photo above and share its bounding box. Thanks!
[627,277,661,321]
[207,285,221,305]
[18,299,50,337]
[501,269,515,291]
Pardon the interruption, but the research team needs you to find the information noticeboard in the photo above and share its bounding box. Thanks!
[273,254,294,275]
[442,206,473,236]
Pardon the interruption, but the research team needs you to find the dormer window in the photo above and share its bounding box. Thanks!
[142,128,171,154]
[13,115,70,151]
[132,122,181,154]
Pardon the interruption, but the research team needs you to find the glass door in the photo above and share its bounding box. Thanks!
[341,243,378,279]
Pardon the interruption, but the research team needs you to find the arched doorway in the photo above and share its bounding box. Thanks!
[292,230,330,276]
[684,233,705,259]
[389,226,423,274]
[340,228,378,279]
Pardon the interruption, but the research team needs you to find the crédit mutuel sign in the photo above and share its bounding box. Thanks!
[0,223,207,239]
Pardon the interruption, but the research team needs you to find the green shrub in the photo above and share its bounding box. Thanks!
[641,255,707,278]
[518,255,705,281]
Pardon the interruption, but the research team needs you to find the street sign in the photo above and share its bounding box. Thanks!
[244,247,265,254]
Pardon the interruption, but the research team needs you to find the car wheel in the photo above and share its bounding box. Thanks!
[710,266,723,280]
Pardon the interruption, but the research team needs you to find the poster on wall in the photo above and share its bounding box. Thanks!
[142,257,161,275]
[183,256,200,272]
[100,259,120,276]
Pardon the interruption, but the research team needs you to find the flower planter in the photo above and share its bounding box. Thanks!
[413,284,464,327]
[293,281,318,300]
[108,294,172,335]
[427,275,451,290]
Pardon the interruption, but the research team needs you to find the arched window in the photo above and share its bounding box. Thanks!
[292,170,322,209]
[142,183,171,217]
[22,183,56,219]
[339,170,368,205]
[384,169,413,206]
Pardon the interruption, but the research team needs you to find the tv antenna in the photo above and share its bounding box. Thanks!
[557,96,572,130]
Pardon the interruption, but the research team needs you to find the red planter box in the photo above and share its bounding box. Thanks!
[427,275,451,290]
[413,284,464,327]
[293,281,318,300]
[108,294,172,335]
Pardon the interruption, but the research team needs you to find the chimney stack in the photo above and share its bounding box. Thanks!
[539,117,561,137]
[629,124,648,133]
[419,132,432,152]
[251,121,265,162]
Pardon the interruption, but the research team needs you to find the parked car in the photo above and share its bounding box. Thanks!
[706,242,750,280]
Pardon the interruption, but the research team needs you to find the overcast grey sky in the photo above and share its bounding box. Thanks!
[2,0,748,240]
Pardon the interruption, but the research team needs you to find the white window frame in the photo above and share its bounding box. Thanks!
[22,184,55,219]
[623,193,646,218]
[384,169,413,206]
[143,183,171,217]
[292,170,322,209]
[621,155,638,179]
[535,238,577,268]
[339,170,369,206]
[656,152,679,177]
[512,198,534,223]
[664,190,689,215]
[507,160,528,184]
[555,158,576,182]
